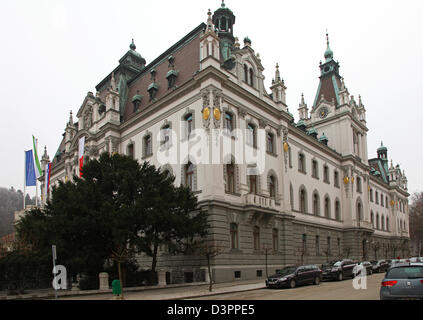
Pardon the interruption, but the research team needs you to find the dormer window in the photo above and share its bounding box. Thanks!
[244,64,248,83]
[132,92,143,112]
[166,55,178,89]
[148,69,159,102]
[249,68,254,87]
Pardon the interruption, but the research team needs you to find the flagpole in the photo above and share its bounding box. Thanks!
[35,139,39,207]
[23,151,26,210]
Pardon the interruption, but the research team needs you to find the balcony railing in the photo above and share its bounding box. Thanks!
[244,193,275,210]
[357,221,373,229]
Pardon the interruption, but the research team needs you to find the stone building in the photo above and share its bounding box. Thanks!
[40,2,410,283]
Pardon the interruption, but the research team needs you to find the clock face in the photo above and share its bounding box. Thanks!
[319,107,329,119]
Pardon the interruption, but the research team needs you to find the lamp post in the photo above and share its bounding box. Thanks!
[262,245,271,278]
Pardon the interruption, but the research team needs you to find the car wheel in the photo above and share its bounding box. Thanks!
[337,272,343,281]
[314,276,320,285]
[290,279,296,289]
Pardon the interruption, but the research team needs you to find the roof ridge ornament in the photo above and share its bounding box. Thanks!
[130,38,136,51]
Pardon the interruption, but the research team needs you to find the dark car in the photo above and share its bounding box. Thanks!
[322,259,356,281]
[380,263,423,300]
[355,261,373,276]
[371,260,389,273]
[266,265,322,289]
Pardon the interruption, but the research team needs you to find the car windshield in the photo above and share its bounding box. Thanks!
[386,266,423,279]
[276,266,297,276]
[333,261,342,267]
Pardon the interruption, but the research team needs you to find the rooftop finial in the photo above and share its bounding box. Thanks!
[130,38,136,51]
[221,0,225,8]
[301,93,305,104]
[275,63,280,81]
[324,29,333,61]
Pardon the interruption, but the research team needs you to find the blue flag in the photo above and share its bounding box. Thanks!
[25,150,36,186]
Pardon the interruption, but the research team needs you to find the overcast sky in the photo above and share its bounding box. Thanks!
[1,0,422,197]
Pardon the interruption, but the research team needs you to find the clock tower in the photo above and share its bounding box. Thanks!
[306,33,368,160]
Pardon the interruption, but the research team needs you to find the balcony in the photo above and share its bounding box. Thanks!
[357,221,374,230]
[243,193,276,210]
[400,230,409,237]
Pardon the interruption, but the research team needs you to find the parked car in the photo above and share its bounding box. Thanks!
[322,259,356,281]
[355,261,373,276]
[266,265,322,289]
[371,260,389,273]
[410,257,423,263]
[380,263,423,300]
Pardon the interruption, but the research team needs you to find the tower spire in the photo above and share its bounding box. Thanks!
[275,63,281,82]
[324,30,333,61]
[130,38,136,51]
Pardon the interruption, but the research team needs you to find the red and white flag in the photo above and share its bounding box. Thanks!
[78,136,85,177]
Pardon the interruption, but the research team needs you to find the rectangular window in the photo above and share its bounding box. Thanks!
[312,160,318,178]
[324,166,329,183]
[256,270,262,277]
[298,153,305,173]
[234,271,241,279]
[334,171,339,188]
[316,235,320,256]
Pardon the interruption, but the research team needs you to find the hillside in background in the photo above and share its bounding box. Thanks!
[0,187,36,237]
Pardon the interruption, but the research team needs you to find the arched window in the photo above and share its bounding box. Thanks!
[226,162,235,193]
[385,196,388,208]
[266,132,275,154]
[313,192,320,216]
[272,228,279,251]
[184,113,193,138]
[375,191,379,204]
[370,188,373,202]
[335,200,341,221]
[324,196,331,218]
[381,194,384,207]
[249,68,254,87]
[299,187,307,213]
[312,160,319,179]
[371,211,374,227]
[244,64,248,83]
[376,213,380,229]
[185,162,194,191]
[230,223,238,249]
[253,226,260,251]
[224,112,234,132]
[246,123,256,147]
[356,201,363,221]
[381,216,385,230]
[269,175,276,198]
[386,217,390,231]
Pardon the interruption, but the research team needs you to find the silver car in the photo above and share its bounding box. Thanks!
[380,264,423,300]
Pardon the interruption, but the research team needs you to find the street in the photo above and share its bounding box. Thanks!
[189,273,385,300]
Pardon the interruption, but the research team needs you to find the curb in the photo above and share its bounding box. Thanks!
[164,284,266,300]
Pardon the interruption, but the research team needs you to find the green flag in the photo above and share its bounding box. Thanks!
[32,135,42,179]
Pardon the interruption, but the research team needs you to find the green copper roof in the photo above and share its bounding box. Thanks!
[166,70,179,78]
[377,142,387,152]
[307,127,318,135]
[244,36,251,44]
[296,119,306,128]
[148,82,159,91]
[318,134,328,142]
[132,94,143,102]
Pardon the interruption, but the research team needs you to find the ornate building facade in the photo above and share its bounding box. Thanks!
[40,2,410,283]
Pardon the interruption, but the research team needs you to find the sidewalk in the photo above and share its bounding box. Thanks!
[57,279,265,300]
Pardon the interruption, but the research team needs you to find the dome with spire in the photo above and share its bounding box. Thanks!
[377,141,387,152]
[324,32,333,61]
[129,39,142,58]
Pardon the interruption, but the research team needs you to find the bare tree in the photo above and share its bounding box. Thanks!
[409,192,423,256]
[194,240,224,292]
